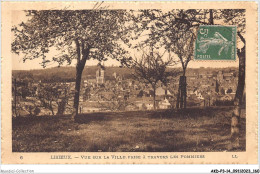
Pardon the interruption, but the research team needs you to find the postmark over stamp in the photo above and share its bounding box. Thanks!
[195,25,236,60]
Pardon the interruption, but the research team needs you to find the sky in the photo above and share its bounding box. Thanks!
[11,10,239,70]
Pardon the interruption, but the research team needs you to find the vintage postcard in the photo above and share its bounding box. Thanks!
[1,1,258,164]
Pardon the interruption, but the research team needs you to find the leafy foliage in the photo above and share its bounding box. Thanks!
[133,48,176,88]
[12,10,131,68]
[37,82,70,115]
[132,45,178,109]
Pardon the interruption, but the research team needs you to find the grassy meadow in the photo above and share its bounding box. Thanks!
[12,107,245,152]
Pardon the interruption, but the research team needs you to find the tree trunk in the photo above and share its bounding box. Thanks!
[50,101,54,116]
[231,44,245,149]
[153,86,156,110]
[176,80,181,109]
[57,99,66,115]
[231,98,240,148]
[14,78,17,117]
[183,76,187,109]
[51,109,54,116]
[235,47,245,103]
[209,9,214,25]
[72,64,84,120]
[177,75,187,109]
[180,79,184,109]
[71,40,90,121]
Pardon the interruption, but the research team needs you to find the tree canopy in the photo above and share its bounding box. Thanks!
[12,10,130,68]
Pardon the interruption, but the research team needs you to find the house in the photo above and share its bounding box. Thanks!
[125,104,139,111]
[197,92,204,100]
[135,100,154,110]
[158,98,171,109]
[187,75,197,82]
[220,94,235,101]
[223,72,233,81]
[112,72,117,79]
[155,87,172,96]
[83,107,101,113]
[156,87,165,96]
[145,103,154,110]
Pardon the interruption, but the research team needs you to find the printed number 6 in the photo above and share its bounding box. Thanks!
[20,156,23,160]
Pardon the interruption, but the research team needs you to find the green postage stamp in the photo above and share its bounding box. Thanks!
[195,25,237,60]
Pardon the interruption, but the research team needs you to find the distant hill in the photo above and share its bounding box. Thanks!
[12,66,135,82]
[12,66,238,82]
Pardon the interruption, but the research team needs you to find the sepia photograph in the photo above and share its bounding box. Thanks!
[1,1,258,165]
[11,7,246,152]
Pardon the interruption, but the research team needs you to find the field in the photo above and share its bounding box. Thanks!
[12,107,245,152]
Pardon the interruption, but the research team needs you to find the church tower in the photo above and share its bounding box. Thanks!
[96,65,105,85]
